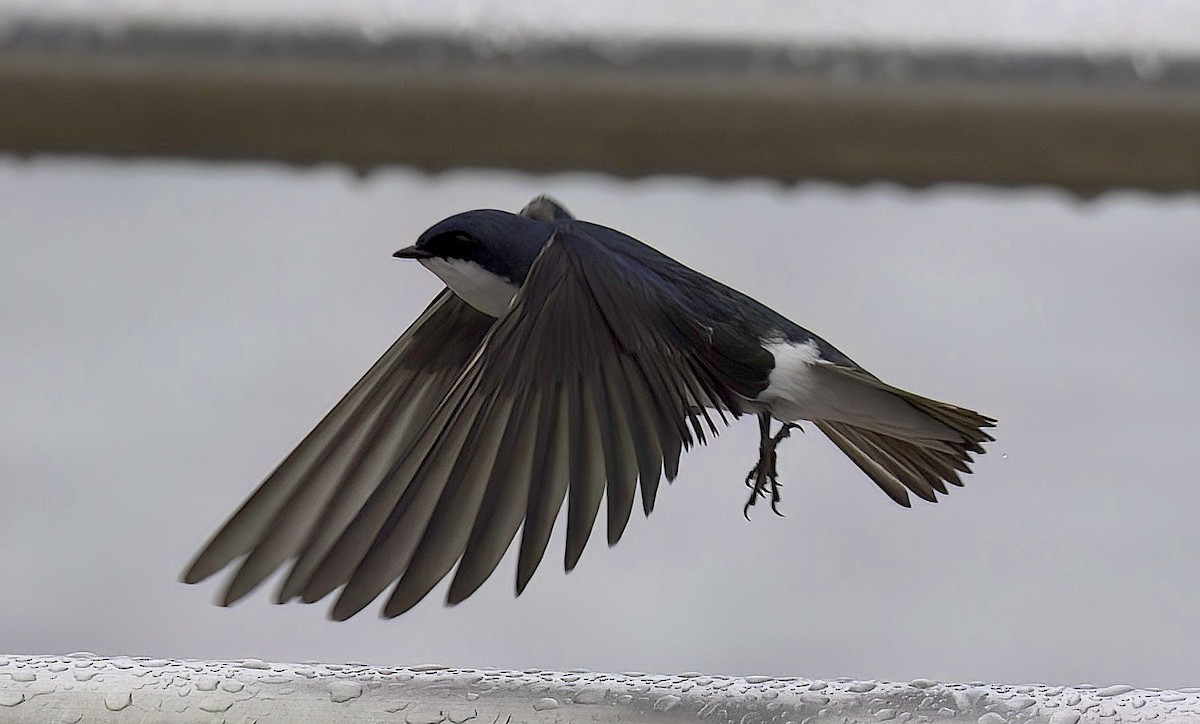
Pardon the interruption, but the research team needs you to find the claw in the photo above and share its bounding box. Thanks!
[774,422,802,444]
[743,415,802,519]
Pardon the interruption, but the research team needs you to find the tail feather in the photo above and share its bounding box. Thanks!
[816,421,912,507]
[870,433,948,495]
[811,366,995,506]
[840,424,940,503]
[817,419,989,506]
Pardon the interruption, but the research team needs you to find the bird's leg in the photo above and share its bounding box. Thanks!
[744,413,803,519]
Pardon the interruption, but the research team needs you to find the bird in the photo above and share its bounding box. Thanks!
[182,194,994,620]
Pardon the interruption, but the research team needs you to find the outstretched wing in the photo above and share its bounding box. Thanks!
[182,195,576,606]
[181,289,496,604]
[301,226,747,620]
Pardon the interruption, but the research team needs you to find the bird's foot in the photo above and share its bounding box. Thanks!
[743,422,802,519]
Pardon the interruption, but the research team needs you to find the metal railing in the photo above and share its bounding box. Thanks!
[3,654,1198,723]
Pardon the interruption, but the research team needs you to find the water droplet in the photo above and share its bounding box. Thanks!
[448,708,477,723]
[1048,713,1081,724]
[532,697,559,710]
[464,691,479,701]
[745,676,773,684]
[11,672,35,683]
[848,681,877,693]
[410,664,447,672]
[221,680,244,693]
[328,681,364,703]
[1007,697,1036,711]
[1001,454,1008,460]
[910,678,938,689]
[955,688,990,710]
[977,713,1006,724]
[574,686,607,704]
[0,693,24,707]
[195,677,219,692]
[875,708,897,720]
[655,694,681,712]
[198,695,235,713]
[103,691,133,712]
[1097,685,1134,698]
[237,659,270,670]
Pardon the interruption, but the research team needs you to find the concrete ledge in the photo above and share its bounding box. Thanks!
[3,19,1200,193]
[2,654,1199,722]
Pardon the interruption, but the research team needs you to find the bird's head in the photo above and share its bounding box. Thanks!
[395,209,554,317]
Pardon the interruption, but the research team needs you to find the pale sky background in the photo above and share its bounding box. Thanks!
[3,0,1200,694]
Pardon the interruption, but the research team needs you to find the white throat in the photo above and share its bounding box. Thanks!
[421,257,519,318]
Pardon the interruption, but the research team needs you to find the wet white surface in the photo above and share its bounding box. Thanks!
[3,654,1198,723]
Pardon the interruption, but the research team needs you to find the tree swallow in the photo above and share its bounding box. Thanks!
[183,195,994,620]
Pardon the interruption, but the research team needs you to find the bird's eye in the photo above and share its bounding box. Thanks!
[430,231,473,258]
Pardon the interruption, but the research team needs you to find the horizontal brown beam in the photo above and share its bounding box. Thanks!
[3,20,1200,193]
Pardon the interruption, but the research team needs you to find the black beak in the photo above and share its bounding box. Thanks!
[394,246,433,259]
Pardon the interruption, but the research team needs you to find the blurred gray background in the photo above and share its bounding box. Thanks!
[3,0,1200,694]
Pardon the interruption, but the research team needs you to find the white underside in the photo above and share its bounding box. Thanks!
[754,339,825,421]
[421,257,519,318]
[755,339,957,440]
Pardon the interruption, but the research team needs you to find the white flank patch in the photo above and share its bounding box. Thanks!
[421,257,520,318]
[755,339,823,422]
